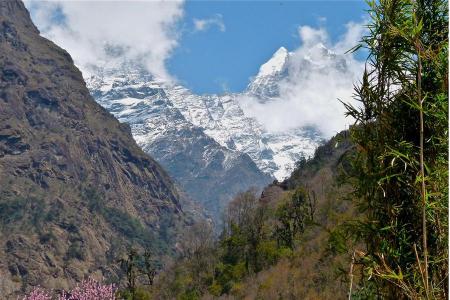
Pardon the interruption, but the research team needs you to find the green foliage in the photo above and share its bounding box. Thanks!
[328,228,348,255]
[207,281,222,296]
[83,187,105,213]
[275,187,312,249]
[151,188,321,298]
[177,289,200,300]
[65,240,85,261]
[39,230,56,244]
[81,187,163,251]
[116,248,164,299]
[343,0,448,297]
[256,240,280,266]
[103,207,156,248]
[0,197,27,225]
[117,287,152,300]
[0,196,47,230]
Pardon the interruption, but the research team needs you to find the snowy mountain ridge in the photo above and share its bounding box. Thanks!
[86,44,352,180]
[165,85,321,179]
[84,44,352,219]
[87,44,342,183]
[88,68,272,220]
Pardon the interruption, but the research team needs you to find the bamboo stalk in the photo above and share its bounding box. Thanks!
[414,5,429,297]
[414,243,427,295]
[418,54,430,300]
[348,250,356,300]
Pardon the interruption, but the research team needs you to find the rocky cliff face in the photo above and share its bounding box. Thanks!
[0,1,190,297]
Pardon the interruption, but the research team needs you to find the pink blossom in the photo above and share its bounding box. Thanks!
[59,278,116,300]
[21,287,52,300]
[22,278,116,300]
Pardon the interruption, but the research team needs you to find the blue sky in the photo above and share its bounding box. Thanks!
[25,0,368,138]
[27,1,368,94]
[168,1,368,94]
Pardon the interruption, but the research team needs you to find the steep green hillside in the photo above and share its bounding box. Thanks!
[143,131,358,299]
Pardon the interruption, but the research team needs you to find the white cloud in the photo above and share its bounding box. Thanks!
[239,21,366,138]
[24,0,185,81]
[193,14,225,32]
[23,2,365,138]
[334,21,367,54]
[298,26,328,47]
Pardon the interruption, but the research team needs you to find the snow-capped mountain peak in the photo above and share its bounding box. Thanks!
[257,46,290,77]
[247,47,292,99]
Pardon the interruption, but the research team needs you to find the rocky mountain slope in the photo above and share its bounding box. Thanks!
[85,45,343,219]
[147,46,327,180]
[0,1,192,297]
[88,67,272,220]
[164,85,322,180]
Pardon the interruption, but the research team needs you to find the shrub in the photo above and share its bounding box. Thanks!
[0,197,27,226]
[39,231,56,244]
[65,241,85,261]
